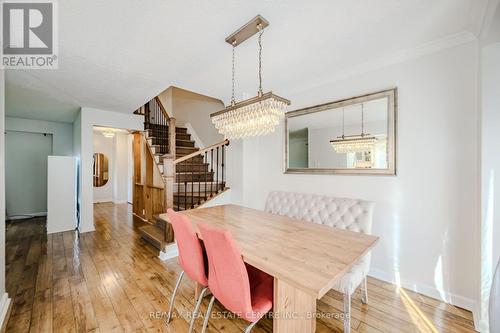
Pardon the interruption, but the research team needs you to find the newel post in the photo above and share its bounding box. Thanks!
[168,117,176,157]
[162,154,175,244]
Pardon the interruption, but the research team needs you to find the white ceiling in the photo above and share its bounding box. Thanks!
[5,0,491,123]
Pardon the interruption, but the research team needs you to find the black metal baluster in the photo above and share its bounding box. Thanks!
[210,149,214,197]
[204,151,208,201]
[161,100,164,154]
[191,157,194,209]
[198,155,201,204]
[177,172,180,211]
[221,144,225,189]
[184,178,188,211]
[216,147,219,193]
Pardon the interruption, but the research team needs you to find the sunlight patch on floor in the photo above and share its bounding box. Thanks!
[399,287,439,333]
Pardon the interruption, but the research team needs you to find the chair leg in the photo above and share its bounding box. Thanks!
[201,295,215,333]
[361,276,368,304]
[166,270,184,324]
[188,286,209,333]
[244,319,260,333]
[343,292,351,333]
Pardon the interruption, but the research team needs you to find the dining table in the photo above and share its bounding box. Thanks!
[159,204,379,333]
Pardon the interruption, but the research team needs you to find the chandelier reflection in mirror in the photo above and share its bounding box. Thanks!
[330,104,378,153]
[210,15,291,139]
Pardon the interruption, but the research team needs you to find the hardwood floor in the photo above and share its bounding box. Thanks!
[5,202,477,333]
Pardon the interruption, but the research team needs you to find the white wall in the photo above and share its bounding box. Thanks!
[113,133,130,204]
[76,107,142,233]
[47,156,77,234]
[480,41,500,332]
[0,69,10,328]
[92,131,130,203]
[170,87,224,146]
[5,117,73,156]
[234,41,480,314]
[127,134,133,203]
[72,111,82,228]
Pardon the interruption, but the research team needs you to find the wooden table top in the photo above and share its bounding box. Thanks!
[159,204,379,299]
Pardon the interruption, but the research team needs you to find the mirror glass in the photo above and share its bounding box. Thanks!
[93,153,109,187]
[285,89,396,175]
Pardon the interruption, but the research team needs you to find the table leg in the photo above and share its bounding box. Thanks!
[273,277,317,333]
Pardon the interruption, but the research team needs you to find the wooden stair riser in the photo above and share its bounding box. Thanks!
[176,172,214,183]
[147,137,194,148]
[176,154,204,162]
[175,163,209,173]
[176,147,200,155]
[175,127,188,134]
[176,139,195,147]
[175,133,191,141]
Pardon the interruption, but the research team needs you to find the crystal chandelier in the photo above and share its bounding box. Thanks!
[330,104,377,153]
[210,16,290,139]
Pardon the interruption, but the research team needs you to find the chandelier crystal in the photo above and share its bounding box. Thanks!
[211,92,289,139]
[211,16,290,139]
[330,135,377,153]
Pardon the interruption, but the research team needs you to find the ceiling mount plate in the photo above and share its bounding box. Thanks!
[225,15,269,47]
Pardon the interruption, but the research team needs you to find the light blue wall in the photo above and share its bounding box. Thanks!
[5,131,53,216]
[5,117,73,156]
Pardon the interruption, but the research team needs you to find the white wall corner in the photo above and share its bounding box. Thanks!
[184,123,205,148]
[0,293,11,330]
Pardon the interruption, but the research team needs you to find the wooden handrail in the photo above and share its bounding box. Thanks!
[154,96,170,120]
[174,139,229,164]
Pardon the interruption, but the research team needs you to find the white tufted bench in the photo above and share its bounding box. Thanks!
[265,191,375,333]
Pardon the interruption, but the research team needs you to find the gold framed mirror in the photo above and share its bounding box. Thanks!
[284,88,397,175]
[93,153,109,187]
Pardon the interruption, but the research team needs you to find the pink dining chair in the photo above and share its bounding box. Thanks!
[197,221,273,333]
[166,209,209,333]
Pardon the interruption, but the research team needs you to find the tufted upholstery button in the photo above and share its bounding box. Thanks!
[264,191,375,295]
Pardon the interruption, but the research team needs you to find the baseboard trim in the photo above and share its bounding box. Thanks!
[159,242,178,261]
[0,293,12,332]
[6,212,47,221]
[368,268,479,330]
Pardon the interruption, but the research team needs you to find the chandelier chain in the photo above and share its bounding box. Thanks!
[258,24,264,95]
[342,108,345,139]
[361,104,364,137]
[231,41,236,106]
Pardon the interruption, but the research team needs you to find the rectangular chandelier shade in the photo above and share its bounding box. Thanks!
[210,92,291,139]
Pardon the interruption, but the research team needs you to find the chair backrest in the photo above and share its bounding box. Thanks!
[490,259,500,332]
[197,221,253,315]
[265,191,374,234]
[167,209,208,286]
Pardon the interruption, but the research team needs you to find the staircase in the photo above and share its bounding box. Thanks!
[134,97,229,250]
